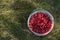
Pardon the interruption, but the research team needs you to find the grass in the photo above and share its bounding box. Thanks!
[0,0,60,40]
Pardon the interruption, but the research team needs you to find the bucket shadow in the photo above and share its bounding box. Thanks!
[9,0,36,40]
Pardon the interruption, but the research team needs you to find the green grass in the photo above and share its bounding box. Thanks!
[0,0,60,40]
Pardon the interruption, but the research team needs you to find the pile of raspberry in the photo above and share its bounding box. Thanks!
[29,12,52,34]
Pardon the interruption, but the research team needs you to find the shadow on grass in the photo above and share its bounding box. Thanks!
[11,0,36,29]
[9,0,36,40]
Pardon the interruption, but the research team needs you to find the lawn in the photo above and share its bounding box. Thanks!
[0,0,60,40]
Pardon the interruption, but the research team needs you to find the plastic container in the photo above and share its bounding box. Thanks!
[27,9,54,36]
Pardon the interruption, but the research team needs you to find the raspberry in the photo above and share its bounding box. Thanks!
[29,12,52,34]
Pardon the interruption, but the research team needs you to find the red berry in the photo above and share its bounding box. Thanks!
[29,11,52,34]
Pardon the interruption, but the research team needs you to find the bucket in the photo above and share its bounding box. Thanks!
[27,9,54,36]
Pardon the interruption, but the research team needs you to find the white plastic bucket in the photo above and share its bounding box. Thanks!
[27,9,54,36]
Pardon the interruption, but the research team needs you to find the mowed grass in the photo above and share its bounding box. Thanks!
[0,0,60,40]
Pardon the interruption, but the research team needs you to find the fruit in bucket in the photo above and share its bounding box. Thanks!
[27,9,54,36]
